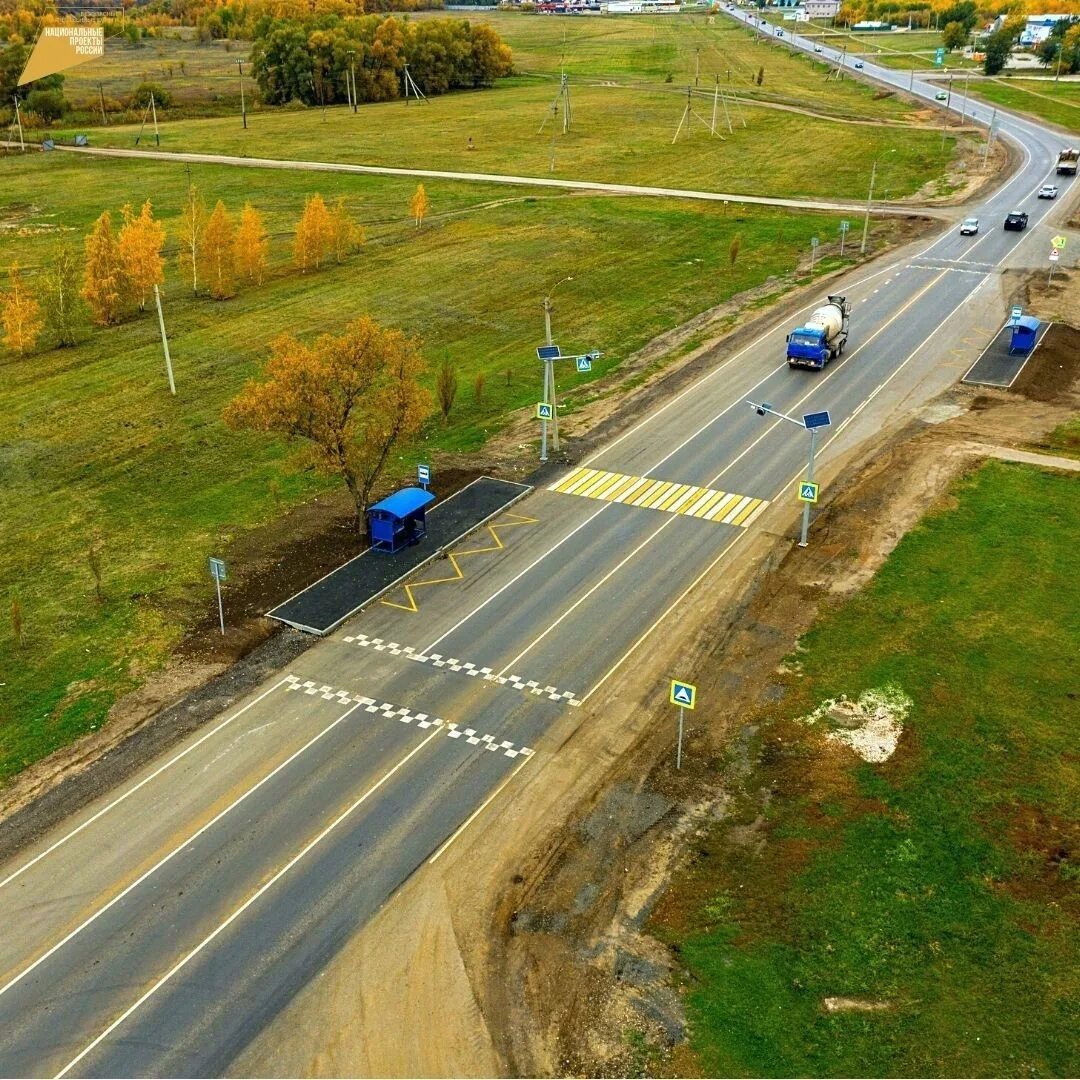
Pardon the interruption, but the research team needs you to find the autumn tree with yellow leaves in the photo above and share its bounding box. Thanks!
[293,194,333,272]
[234,203,269,285]
[81,211,129,326]
[41,248,83,348]
[178,184,208,295]
[1,264,44,355]
[117,200,165,312]
[329,197,363,264]
[224,316,431,533]
[199,201,237,300]
[410,183,430,229]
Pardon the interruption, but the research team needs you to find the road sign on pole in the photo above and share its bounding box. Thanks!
[935,47,945,65]
[576,356,592,373]
[417,463,430,489]
[1051,235,1066,249]
[839,219,850,257]
[1049,249,1059,263]
[670,680,696,770]
[1010,305,1023,325]
[208,557,226,635]
[670,680,696,708]
[537,402,554,420]
[799,481,820,503]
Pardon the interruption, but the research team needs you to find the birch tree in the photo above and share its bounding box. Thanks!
[1,264,44,354]
[178,184,208,294]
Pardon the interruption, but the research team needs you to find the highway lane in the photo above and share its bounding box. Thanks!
[0,45,1074,1076]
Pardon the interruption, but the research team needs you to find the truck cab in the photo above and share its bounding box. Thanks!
[786,294,850,370]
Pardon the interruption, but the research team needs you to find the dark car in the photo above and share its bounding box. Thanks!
[1004,210,1028,231]
[854,59,865,68]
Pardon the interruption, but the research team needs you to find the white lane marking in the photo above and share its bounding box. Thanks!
[499,270,948,679]
[0,677,293,895]
[342,633,582,706]
[53,722,448,1080]
[418,265,932,659]
[0,689,364,1003]
[428,751,536,865]
[583,267,984,703]
[285,674,535,756]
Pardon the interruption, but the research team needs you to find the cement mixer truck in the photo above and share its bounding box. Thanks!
[786,294,851,370]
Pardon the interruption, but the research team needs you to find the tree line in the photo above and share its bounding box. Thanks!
[250,14,512,106]
[1,183,433,355]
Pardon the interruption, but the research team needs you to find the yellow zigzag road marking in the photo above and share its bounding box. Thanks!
[548,467,768,528]
[380,512,539,613]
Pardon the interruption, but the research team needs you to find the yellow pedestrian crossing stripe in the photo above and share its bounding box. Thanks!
[548,466,768,527]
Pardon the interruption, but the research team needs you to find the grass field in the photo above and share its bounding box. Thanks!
[0,150,858,783]
[965,78,1080,133]
[58,32,251,119]
[653,461,1080,1076]
[53,73,953,203]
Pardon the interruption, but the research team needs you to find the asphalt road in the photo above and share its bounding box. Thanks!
[0,28,1074,1077]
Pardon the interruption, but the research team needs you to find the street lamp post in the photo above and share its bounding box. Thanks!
[747,400,830,548]
[540,276,574,462]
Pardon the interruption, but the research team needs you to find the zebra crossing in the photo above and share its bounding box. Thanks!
[548,466,768,528]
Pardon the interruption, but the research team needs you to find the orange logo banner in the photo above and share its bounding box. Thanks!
[18,27,104,86]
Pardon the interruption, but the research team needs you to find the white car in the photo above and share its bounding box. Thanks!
[960,217,979,235]
[1038,184,1058,199]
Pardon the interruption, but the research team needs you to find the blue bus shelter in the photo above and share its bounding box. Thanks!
[368,487,435,553]
[1009,316,1041,355]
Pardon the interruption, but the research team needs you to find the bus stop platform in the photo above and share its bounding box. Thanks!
[962,320,1051,388]
[266,476,532,635]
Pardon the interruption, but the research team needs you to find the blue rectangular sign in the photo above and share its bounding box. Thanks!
[537,345,561,360]
[803,410,832,430]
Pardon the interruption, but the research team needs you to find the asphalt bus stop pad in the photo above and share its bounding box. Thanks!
[267,476,532,635]
[963,320,1052,389]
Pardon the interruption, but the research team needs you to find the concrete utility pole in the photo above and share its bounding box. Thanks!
[940,74,954,149]
[960,71,970,123]
[153,284,176,395]
[982,106,997,168]
[860,157,877,254]
[236,60,247,130]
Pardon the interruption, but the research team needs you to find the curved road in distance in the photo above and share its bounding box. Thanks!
[0,25,1074,1078]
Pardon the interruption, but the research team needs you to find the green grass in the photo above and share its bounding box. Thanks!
[965,78,1080,134]
[0,149,867,783]
[654,461,1080,1077]
[58,31,252,119]
[51,74,952,204]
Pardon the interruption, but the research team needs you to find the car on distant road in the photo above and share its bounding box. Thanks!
[854,59,864,67]
[1004,210,1029,231]
[1038,184,1059,199]
[935,90,949,101]
[960,216,979,235]
[814,44,823,52]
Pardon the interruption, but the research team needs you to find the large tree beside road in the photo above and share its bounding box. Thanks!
[224,316,431,533]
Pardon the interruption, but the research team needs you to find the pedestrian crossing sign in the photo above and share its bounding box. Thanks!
[536,402,553,420]
[670,680,697,709]
[798,482,819,503]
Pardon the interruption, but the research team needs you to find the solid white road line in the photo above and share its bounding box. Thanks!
[54,723,446,1080]
[0,676,293,894]
[428,751,536,865]
[0,693,365,1003]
